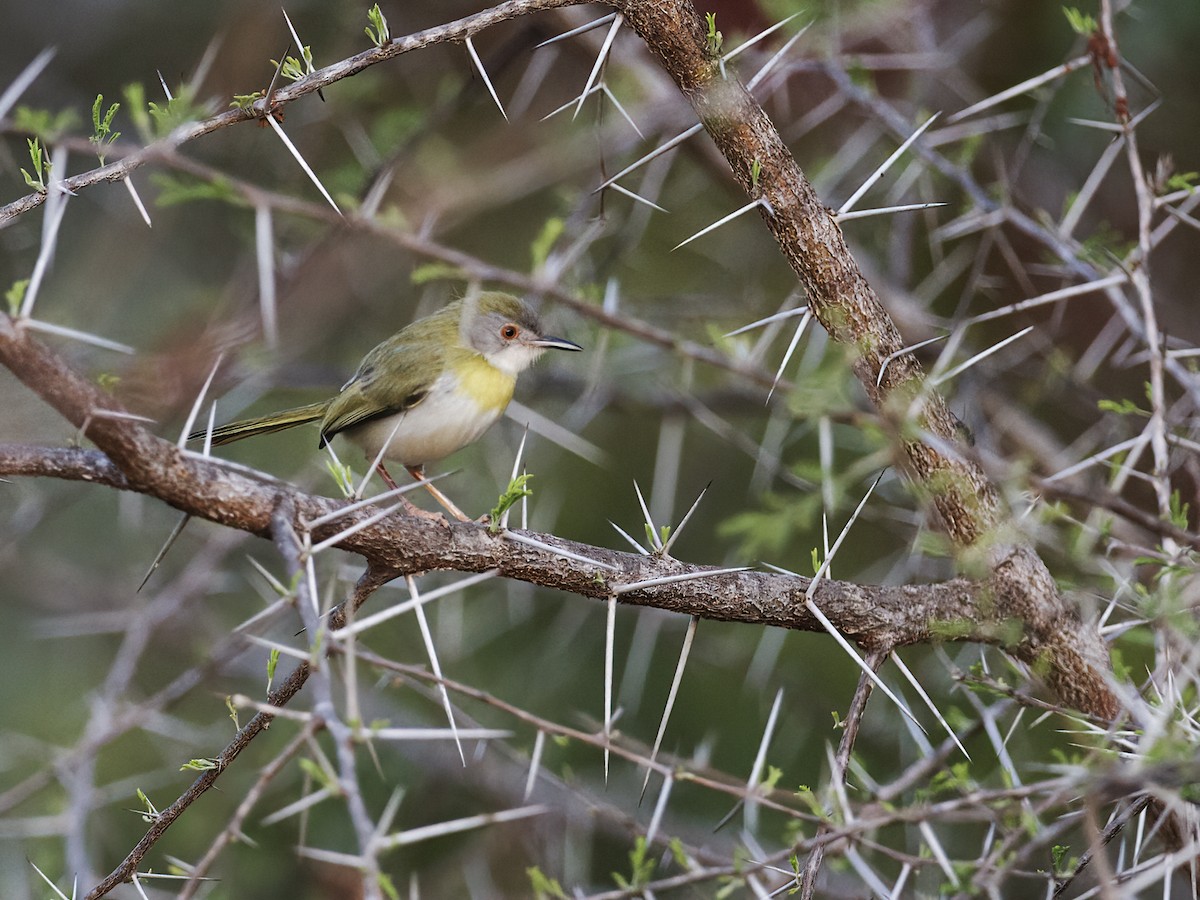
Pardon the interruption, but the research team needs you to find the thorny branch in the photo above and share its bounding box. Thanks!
[1,0,1195,896]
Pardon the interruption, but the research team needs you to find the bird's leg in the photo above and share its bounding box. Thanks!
[377,463,447,523]
[406,465,471,522]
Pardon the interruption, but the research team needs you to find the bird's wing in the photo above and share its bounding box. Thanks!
[318,340,441,445]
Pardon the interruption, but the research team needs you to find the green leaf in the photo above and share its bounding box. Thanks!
[20,137,49,192]
[134,788,160,823]
[229,91,264,111]
[150,172,245,208]
[704,12,723,56]
[490,474,535,533]
[5,279,29,317]
[271,45,315,83]
[325,459,356,498]
[89,94,121,163]
[530,217,565,270]
[410,262,464,285]
[377,874,399,900]
[14,105,79,142]
[527,867,567,899]
[1097,397,1146,416]
[1062,7,1098,35]
[366,4,390,47]
[179,757,220,772]
[225,695,240,731]
[266,647,281,693]
[1166,171,1199,194]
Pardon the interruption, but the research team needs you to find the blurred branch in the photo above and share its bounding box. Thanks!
[0,0,578,225]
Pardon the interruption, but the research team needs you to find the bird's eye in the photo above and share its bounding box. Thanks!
[500,324,519,340]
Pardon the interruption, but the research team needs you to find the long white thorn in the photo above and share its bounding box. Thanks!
[662,483,709,556]
[603,595,616,782]
[640,616,698,799]
[178,352,224,447]
[0,48,56,122]
[593,124,703,193]
[722,12,803,63]
[745,23,811,91]
[607,182,667,213]
[673,199,766,251]
[255,204,278,348]
[123,176,152,228]
[745,687,784,833]
[633,479,660,550]
[931,325,1034,387]
[574,14,622,119]
[725,305,808,338]
[408,576,464,766]
[838,113,940,215]
[947,55,1090,123]
[465,36,508,121]
[767,308,813,402]
[265,114,341,214]
[835,201,947,222]
[534,12,617,49]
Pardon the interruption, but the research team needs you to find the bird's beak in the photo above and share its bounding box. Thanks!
[531,335,583,352]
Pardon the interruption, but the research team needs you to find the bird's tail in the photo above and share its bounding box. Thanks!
[188,401,328,446]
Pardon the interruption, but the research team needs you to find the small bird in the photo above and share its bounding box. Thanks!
[190,292,581,520]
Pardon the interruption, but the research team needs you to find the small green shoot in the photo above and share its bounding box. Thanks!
[378,873,400,900]
[14,105,79,141]
[366,4,390,47]
[180,757,220,772]
[645,523,671,551]
[149,172,244,208]
[134,788,160,823]
[123,82,207,140]
[490,474,534,533]
[704,12,723,56]
[20,137,51,192]
[230,91,264,111]
[298,757,338,792]
[1169,489,1191,531]
[1051,843,1070,873]
[612,836,656,890]
[1166,171,1199,194]
[326,458,356,498]
[1097,397,1146,417]
[225,695,240,731]
[272,45,316,83]
[750,158,762,190]
[530,216,565,270]
[527,867,567,899]
[1062,7,1098,35]
[6,279,29,317]
[761,765,784,790]
[410,262,465,285]
[90,94,121,163]
[266,647,280,693]
[96,372,121,393]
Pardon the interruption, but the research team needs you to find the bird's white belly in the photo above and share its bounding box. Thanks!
[342,384,503,468]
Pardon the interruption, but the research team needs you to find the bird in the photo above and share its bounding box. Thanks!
[189,291,581,520]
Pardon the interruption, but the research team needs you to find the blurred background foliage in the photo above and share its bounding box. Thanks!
[1,0,1199,896]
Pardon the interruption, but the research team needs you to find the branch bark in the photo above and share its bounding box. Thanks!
[607,0,1119,720]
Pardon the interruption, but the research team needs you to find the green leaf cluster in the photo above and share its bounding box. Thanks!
[366,4,390,47]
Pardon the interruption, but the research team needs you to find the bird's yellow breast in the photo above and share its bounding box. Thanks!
[452,354,516,412]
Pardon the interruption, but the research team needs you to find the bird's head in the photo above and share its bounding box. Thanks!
[460,292,581,375]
